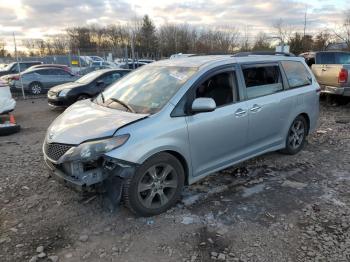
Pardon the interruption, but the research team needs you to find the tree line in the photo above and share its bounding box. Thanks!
[2,12,350,59]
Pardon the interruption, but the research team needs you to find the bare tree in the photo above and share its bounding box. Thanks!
[50,35,69,55]
[333,10,350,50]
[252,32,273,51]
[0,39,6,57]
[313,31,332,51]
[273,18,294,45]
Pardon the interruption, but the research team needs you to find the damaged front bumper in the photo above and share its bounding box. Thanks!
[44,154,137,191]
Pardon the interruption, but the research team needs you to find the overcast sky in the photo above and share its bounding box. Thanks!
[0,0,347,46]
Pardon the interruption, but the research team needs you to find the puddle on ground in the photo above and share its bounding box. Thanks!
[241,183,265,198]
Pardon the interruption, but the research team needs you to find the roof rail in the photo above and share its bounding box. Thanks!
[232,51,295,57]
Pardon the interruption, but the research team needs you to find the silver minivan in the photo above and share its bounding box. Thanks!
[43,55,320,216]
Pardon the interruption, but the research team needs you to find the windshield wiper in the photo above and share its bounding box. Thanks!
[110,98,135,113]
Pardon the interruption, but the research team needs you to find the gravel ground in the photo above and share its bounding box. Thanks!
[0,97,349,262]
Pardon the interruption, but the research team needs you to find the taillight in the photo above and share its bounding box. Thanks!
[338,69,348,83]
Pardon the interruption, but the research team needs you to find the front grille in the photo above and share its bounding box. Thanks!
[44,142,72,162]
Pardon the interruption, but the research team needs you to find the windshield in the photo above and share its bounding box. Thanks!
[95,65,197,114]
[76,70,104,84]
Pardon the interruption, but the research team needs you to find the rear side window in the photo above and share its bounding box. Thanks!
[281,61,311,89]
[36,69,50,75]
[242,64,283,99]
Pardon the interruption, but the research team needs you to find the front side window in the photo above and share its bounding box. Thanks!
[242,64,283,99]
[35,69,50,75]
[101,73,122,85]
[97,66,198,114]
[281,61,311,89]
[195,71,237,107]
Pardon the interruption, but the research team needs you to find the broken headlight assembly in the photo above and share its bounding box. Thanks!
[61,134,130,162]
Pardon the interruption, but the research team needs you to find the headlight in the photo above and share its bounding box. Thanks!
[61,134,129,162]
[58,89,71,97]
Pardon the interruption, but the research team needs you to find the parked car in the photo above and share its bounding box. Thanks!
[0,61,42,77]
[43,55,319,216]
[27,64,74,74]
[1,64,75,84]
[138,59,155,64]
[299,52,316,67]
[47,69,130,108]
[169,53,196,59]
[90,61,117,69]
[0,79,20,136]
[13,67,78,95]
[118,62,147,69]
[310,51,350,97]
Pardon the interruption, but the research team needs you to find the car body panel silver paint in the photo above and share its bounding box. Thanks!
[186,101,249,177]
[105,102,192,167]
[45,55,320,186]
[47,99,148,145]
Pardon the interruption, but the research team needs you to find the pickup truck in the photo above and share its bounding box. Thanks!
[311,51,350,97]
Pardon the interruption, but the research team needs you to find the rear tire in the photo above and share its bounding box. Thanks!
[282,115,307,155]
[29,82,43,95]
[123,152,185,217]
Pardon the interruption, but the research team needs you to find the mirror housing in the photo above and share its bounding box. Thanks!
[191,98,216,113]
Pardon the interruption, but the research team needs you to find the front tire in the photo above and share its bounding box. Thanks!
[123,153,185,217]
[282,115,307,155]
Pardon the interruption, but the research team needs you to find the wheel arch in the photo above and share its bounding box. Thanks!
[298,112,310,135]
[29,81,42,87]
[164,150,190,185]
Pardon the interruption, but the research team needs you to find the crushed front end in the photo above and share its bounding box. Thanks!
[42,138,137,192]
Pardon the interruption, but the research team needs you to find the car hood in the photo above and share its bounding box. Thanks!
[47,99,148,145]
[50,82,84,92]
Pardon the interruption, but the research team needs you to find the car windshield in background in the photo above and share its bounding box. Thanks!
[76,70,103,84]
[316,52,350,64]
[96,66,197,114]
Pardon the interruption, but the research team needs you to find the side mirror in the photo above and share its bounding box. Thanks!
[96,80,104,86]
[191,98,216,113]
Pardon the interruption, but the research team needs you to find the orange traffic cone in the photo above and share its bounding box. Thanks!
[9,114,16,125]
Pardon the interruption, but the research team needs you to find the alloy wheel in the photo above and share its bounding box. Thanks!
[288,119,305,150]
[137,164,178,209]
[31,84,42,95]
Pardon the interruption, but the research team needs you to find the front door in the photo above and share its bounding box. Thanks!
[186,69,249,177]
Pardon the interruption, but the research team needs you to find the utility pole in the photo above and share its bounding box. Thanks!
[303,7,308,52]
[303,7,308,38]
[13,32,25,99]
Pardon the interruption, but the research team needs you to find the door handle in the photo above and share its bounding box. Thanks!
[322,68,327,71]
[250,104,262,112]
[235,109,246,117]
